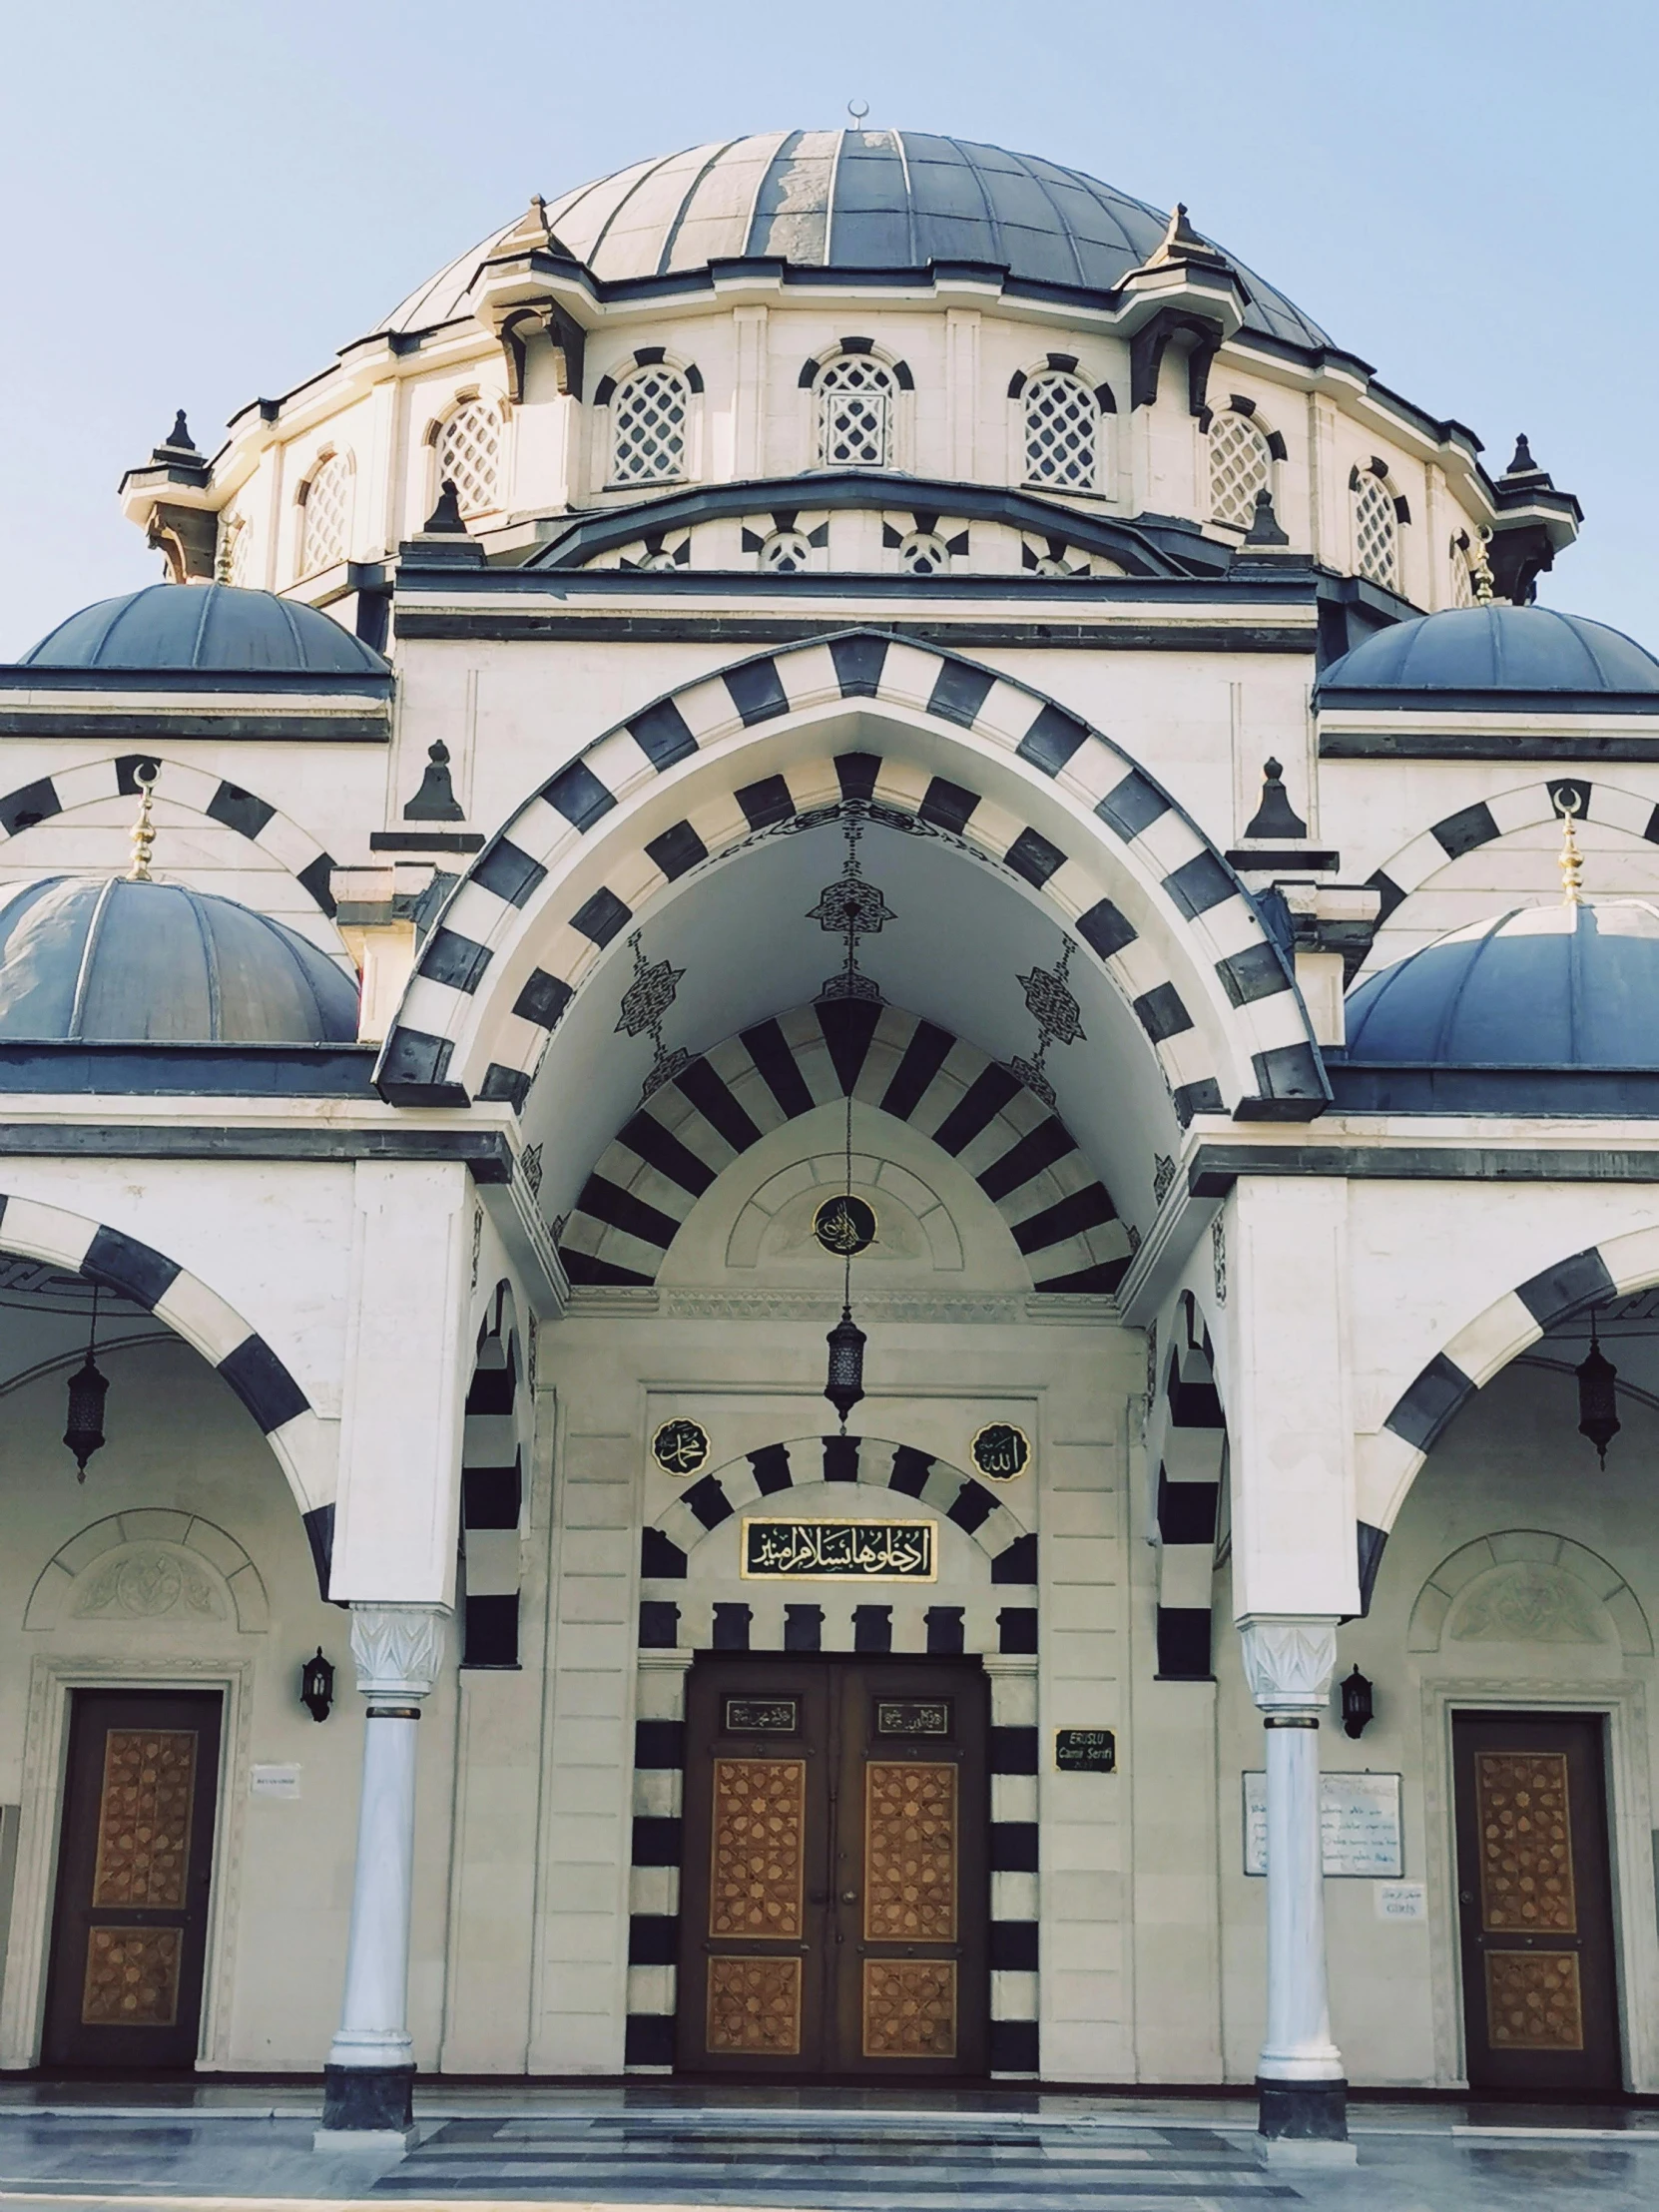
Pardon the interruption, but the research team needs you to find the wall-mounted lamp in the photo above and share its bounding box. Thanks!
[299,1647,335,1724]
[1341,1665,1375,1740]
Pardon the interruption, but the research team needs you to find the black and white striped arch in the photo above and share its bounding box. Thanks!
[1368,776,1655,927]
[458,1289,525,1668]
[0,755,338,915]
[1152,1299,1225,1681]
[562,999,1131,1293]
[376,631,1326,1124]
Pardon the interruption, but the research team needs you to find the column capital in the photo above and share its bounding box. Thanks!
[348,1601,450,1699]
[1238,1614,1339,1717]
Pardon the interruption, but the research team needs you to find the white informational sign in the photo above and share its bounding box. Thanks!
[250,1764,301,1800]
[1375,1882,1427,1922]
[1243,1772,1403,1878]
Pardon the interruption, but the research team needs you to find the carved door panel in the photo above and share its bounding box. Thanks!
[43,1691,223,2069]
[1452,1712,1620,2092]
[678,1657,987,2076]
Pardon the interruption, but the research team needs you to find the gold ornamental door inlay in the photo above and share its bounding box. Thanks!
[706,1954,803,2054]
[1485,1950,1585,2050]
[862,1958,957,2057]
[81,1926,183,2027]
[91,1730,198,1909]
[709,1757,805,1938]
[1474,1751,1576,1934]
[864,1761,957,1941]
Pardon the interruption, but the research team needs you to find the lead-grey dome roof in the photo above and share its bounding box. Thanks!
[21,584,389,676]
[1321,606,1659,696]
[386,129,1331,349]
[0,876,360,1044]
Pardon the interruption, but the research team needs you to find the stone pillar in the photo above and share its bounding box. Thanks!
[1239,1615,1354,2160]
[316,1602,447,2148]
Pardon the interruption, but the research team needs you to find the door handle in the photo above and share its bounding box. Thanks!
[840,1890,857,1904]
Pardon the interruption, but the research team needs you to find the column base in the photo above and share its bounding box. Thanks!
[1256,2074,1350,2145]
[317,2061,415,2148]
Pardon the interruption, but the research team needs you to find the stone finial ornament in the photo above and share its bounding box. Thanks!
[422,477,466,534]
[403,740,464,822]
[1243,759,1308,841]
[1243,487,1290,548]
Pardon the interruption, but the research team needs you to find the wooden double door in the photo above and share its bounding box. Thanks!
[1452,1711,1621,2093]
[677,1655,989,2077]
[43,1690,223,2069]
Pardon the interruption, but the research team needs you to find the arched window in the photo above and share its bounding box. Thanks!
[1022,371,1098,490]
[1352,468,1399,589]
[818,354,895,468]
[437,398,502,516]
[1209,409,1272,530]
[610,365,689,485]
[299,451,352,575]
[759,530,814,573]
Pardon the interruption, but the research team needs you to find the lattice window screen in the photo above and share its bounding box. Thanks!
[761,531,814,573]
[819,356,894,467]
[1209,411,1271,529]
[300,453,352,574]
[610,368,689,485]
[439,400,502,515]
[223,517,253,587]
[1353,474,1397,588]
[899,533,950,576]
[1023,372,1097,489]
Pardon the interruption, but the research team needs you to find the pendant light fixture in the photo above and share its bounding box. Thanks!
[1575,1306,1620,1467]
[63,1284,109,1481]
[824,1074,867,1430]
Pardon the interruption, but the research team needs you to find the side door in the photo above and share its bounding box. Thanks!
[43,1689,224,2069]
[1452,1710,1621,2092]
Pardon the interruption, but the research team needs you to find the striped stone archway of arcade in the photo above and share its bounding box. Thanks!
[1363,1227,1659,1610]
[0,1191,333,1590]
[563,999,1132,1294]
[1151,1293,1226,1680]
[0,754,338,914]
[626,1432,1040,2076]
[458,1286,526,1668]
[376,630,1327,1124]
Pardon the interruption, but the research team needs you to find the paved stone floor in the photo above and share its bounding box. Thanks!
[0,2087,1653,2211]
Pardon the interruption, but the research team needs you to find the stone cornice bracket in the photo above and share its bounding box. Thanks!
[1239,1614,1339,1718]
[348,1602,449,1699]
[1114,208,1246,418]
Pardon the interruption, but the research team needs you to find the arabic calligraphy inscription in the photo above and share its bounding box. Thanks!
[741,1518,936,1581]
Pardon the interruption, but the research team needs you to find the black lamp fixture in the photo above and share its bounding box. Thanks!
[63,1284,109,1481]
[1576,1307,1620,1468]
[299,1648,335,1724]
[1340,1665,1375,1740]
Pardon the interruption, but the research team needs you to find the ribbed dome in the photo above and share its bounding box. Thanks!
[385,130,1330,349]
[21,584,388,676]
[1321,606,1659,696]
[0,877,360,1044]
[1345,900,1659,1068]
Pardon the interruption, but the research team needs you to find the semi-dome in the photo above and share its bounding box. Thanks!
[1345,900,1659,1068]
[386,129,1331,349]
[0,876,359,1044]
[1321,606,1659,697]
[20,584,389,675]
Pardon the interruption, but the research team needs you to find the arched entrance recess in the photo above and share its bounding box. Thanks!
[376,632,1327,1125]
[628,1433,1039,2075]
[1361,1223,1659,1605]
[0,1189,332,1583]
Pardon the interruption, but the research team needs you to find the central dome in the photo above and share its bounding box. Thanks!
[387,129,1330,349]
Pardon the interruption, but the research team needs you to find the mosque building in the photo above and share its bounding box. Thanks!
[1,129,1656,2148]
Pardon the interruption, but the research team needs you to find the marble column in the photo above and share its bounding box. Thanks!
[316,1602,447,2147]
[1238,1615,1351,2152]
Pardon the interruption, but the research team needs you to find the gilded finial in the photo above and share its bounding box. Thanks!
[1556,787,1584,907]
[127,767,158,881]
[1470,526,1495,604]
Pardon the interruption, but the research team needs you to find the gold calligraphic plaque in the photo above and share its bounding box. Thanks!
[740,1517,936,1581]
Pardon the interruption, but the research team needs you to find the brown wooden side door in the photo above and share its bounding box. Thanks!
[1452,1711,1621,2093]
[43,1690,223,2069]
[677,1655,988,2077]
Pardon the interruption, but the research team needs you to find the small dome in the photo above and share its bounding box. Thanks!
[1321,606,1659,696]
[1345,900,1659,1068]
[0,877,359,1044]
[387,129,1330,350]
[20,584,388,676]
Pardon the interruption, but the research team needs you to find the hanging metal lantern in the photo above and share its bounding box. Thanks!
[1576,1311,1620,1468]
[63,1286,108,1481]
[1340,1665,1375,1740]
[299,1647,335,1724]
[825,1306,866,1429]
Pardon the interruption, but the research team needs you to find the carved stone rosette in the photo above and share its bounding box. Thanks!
[1238,1615,1339,1718]
[348,1603,449,1699]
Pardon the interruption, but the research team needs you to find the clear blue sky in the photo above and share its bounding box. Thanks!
[1,0,1653,659]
